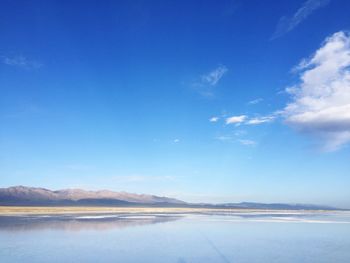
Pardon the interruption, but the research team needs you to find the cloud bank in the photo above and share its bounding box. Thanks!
[209,32,350,152]
[283,31,350,151]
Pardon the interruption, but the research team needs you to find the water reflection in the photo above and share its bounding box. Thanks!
[1,213,350,262]
[0,214,182,232]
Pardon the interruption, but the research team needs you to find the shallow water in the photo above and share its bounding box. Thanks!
[1,211,350,263]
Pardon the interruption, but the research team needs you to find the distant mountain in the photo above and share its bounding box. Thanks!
[0,186,339,210]
[0,186,185,206]
[212,202,337,210]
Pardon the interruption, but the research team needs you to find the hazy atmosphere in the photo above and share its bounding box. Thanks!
[1,0,350,208]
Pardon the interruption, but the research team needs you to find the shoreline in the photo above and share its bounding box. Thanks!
[0,206,344,216]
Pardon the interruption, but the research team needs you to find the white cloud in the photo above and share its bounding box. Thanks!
[248,98,263,105]
[226,115,247,125]
[209,116,219,122]
[224,114,274,126]
[238,139,257,146]
[283,31,350,151]
[246,115,275,125]
[193,65,228,96]
[173,139,180,143]
[2,55,42,69]
[271,0,330,39]
[207,111,277,128]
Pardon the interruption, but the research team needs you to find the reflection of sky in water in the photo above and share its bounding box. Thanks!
[0,214,181,232]
[1,212,350,263]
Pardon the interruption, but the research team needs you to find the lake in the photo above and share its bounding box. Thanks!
[1,211,350,262]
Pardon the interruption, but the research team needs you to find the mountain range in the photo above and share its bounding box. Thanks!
[0,186,339,210]
[0,186,185,206]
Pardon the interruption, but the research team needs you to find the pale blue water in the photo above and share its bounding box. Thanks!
[1,211,350,262]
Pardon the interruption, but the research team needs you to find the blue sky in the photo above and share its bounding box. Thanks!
[1,0,350,207]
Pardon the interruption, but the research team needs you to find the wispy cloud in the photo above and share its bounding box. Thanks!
[215,135,256,147]
[1,55,43,69]
[193,65,228,96]
[215,130,247,141]
[225,115,247,125]
[173,139,180,143]
[238,139,257,146]
[282,31,350,151]
[246,115,275,125]
[201,65,228,86]
[248,98,263,105]
[215,135,234,142]
[271,0,330,39]
[223,114,275,126]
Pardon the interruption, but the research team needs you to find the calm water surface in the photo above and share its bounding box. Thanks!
[1,211,350,263]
